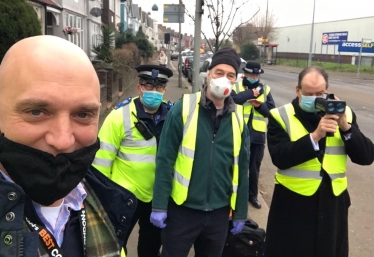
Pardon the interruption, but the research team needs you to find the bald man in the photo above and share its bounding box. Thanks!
[0,36,136,257]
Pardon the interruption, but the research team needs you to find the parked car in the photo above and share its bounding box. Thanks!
[186,57,205,83]
[170,51,179,60]
[198,57,247,91]
[182,56,193,77]
[180,51,194,74]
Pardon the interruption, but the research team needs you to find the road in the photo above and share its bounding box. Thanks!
[259,68,374,257]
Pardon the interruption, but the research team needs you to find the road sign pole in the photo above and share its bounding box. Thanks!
[178,0,182,88]
[192,0,202,93]
[357,38,363,78]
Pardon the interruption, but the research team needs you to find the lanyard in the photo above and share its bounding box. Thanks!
[24,206,86,257]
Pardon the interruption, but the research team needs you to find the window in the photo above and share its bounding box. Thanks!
[65,13,84,49]
[109,0,114,11]
[92,23,102,48]
[46,12,53,35]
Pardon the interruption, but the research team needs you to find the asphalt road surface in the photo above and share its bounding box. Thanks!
[260,69,374,257]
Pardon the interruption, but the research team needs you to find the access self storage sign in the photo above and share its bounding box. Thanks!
[338,41,374,53]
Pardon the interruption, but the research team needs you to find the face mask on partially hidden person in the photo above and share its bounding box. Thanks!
[300,95,319,113]
[141,90,164,109]
[246,77,259,84]
[209,77,233,99]
[0,134,99,206]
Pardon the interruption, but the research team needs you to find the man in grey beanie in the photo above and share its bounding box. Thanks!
[151,47,250,257]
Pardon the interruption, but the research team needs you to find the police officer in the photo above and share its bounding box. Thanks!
[231,61,275,209]
[93,64,173,257]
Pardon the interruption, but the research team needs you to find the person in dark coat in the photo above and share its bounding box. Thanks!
[265,66,374,257]
[0,36,137,257]
[231,61,275,208]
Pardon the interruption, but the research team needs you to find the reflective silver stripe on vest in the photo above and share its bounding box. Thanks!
[329,173,346,180]
[235,82,240,93]
[123,104,133,139]
[179,145,195,159]
[178,93,198,158]
[118,152,155,163]
[121,139,156,148]
[92,157,113,167]
[253,116,265,121]
[325,146,346,155]
[234,156,239,165]
[244,114,250,119]
[278,106,290,134]
[278,169,322,179]
[100,141,118,153]
[232,185,238,193]
[174,170,190,188]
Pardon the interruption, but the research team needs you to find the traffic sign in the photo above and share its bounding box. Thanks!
[163,14,184,23]
[164,4,185,13]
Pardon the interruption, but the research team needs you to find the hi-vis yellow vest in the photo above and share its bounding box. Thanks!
[171,92,244,210]
[233,82,271,132]
[93,97,157,202]
[270,103,353,196]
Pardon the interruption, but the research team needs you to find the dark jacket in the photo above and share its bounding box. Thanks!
[231,80,275,144]
[152,91,250,221]
[264,98,374,257]
[0,167,137,257]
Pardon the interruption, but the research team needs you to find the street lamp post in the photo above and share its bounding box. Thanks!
[307,0,316,67]
[178,0,183,88]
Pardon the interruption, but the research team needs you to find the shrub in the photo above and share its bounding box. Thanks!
[241,42,260,61]
[0,0,41,61]
[92,25,115,63]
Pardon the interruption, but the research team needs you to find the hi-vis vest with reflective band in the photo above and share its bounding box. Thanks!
[93,97,157,202]
[233,82,271,132]
[270,103,353,196]
[171,92,244,210]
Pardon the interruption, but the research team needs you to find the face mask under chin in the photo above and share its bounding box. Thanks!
[0,134,99,206]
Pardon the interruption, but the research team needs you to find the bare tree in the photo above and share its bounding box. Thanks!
[232,1,278,47]
[185,0,260,52]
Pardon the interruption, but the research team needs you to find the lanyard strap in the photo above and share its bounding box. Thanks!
[24,207,86,257]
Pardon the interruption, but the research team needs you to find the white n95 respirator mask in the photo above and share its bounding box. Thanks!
[209,77,233,99]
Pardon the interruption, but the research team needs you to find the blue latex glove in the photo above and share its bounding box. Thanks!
[150,211,167,228]
[231,221,245,235]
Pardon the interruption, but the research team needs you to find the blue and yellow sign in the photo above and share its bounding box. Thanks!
[338,41,374,53]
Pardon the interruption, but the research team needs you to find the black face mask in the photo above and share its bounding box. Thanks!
[0,134,100,206]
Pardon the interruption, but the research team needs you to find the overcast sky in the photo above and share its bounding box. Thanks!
[136,0,374,38]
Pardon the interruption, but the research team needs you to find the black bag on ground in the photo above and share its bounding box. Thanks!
[221,219,266,257]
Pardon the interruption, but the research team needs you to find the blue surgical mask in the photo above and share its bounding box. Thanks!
[246,77,259,84]
[300,95,318,113]
[141,90,164,109]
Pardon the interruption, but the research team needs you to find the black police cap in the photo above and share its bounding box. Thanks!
[135,64,173,85]
[243,61,264,74]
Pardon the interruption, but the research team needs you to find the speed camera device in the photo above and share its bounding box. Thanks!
[315,93,346,114]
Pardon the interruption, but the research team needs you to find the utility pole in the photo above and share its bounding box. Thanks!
[307,0,316,67]
[178,0,183,88]
[192,0,203,93]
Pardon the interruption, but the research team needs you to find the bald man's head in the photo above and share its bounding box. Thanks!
[0,35,101,155]
[0,35,99,94]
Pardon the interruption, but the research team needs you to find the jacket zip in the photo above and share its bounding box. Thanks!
[206,114,216,211]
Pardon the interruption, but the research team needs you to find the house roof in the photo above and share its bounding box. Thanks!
[30,0,62,9]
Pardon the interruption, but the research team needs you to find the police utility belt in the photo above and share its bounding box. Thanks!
[24,205,87,257]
